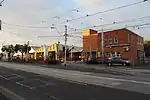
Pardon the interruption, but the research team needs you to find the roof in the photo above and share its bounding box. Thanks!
[30,46,41,50]
[97,28,143,39]
[58,44,83,53]
[29,46,41,53]
[71,46,83,53]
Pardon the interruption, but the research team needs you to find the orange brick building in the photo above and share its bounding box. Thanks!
[83,28,145,65]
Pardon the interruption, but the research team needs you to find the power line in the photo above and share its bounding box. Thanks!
[126,23,150,28]
[37,36,63,38]
[2,22,50,29]
[2,15,150,39]
[3,22,65,38]
[0,0,5,6]
[67,15,150,34]
[2,15,150,33]
[60,0,148,24]
[68,23,150,38]
[137,26,150,29]
[51,8,82,20]
[52,25,64,36]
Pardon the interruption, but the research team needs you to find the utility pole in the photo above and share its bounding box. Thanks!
[0,20,2,30]
[26,41,29,62]
[57,41,60,60]
[101,29,104,64]
[64,25,67,67]
[71,45,74,61]
[27,41,29,53]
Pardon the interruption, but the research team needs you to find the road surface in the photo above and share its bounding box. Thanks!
[0,62,150,100]
[0,66,150,100]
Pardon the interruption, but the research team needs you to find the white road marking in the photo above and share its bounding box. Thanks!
[1,62,150,94]
[86,75,150,85]
[111,82,121,85]
[49,96,60,100]
[67,80,88,86]
[16,79,49,89]
[16,82,34,89]
[0,75,9,80]
[33,79,49,86]
[0,73,25,80]
[7,75,25,80]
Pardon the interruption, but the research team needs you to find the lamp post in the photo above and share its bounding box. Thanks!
[57,41,60,60]
[70,45,74,61]
[64,25,68,67]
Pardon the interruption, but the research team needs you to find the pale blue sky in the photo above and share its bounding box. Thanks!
[0,0,150,46]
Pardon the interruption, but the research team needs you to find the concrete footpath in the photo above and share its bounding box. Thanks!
[65,62,150,74]
[1,62,150,95]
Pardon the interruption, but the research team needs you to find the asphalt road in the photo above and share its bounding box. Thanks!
[0,93,9,100]
[1,62,150,94]
[0,66,150,100]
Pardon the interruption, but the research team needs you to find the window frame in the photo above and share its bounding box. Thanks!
[114,37,119,44]
[109,39,113,45]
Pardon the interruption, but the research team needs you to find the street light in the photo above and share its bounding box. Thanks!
[57,41,60,60]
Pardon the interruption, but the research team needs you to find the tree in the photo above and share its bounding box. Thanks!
[14,44,24,61]
[14,44,31,61]
[144,44,150,57]
[1,45,7,52]
[23,44,31,54]
[0,53,3,60]
[1,45,15,60]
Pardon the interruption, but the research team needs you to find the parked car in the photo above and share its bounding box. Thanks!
[85,59,100,64]
[144,58,150,64]
[85,58,107,64]
[106,57,131,66]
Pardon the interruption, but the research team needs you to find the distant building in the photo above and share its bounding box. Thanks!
[144,40,150,44]
[83,28,144,65]
[29,46,41,60]
[32,43,83,61]
[144,40,150,57]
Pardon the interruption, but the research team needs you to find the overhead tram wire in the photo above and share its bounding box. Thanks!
[3,22,65,38]
[37,22,150,43]
[66,15,150,34]
[2,15,150,36]
[69,22,150,37]
[1,0,149,37]
[60,0,148,24]
[2,22,50,29]
[2,15,150,30]
[0,0,5,6]
[65,22,150,37]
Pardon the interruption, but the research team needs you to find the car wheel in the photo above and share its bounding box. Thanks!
[108,63,112,66]
[123,63,126,66]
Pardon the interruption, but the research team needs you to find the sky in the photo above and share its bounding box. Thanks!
[0,0,150,47]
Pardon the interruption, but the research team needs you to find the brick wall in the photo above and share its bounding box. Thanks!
[83,28,144,65]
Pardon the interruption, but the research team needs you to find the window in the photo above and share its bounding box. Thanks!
[105,52,109,56]
[111,52,115,57]
[109,39,113,44]
[128,34,130,43]
[117,52,121,57]
[124,47,129,52]
[104,39,108,46]
[114,37,118,43]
